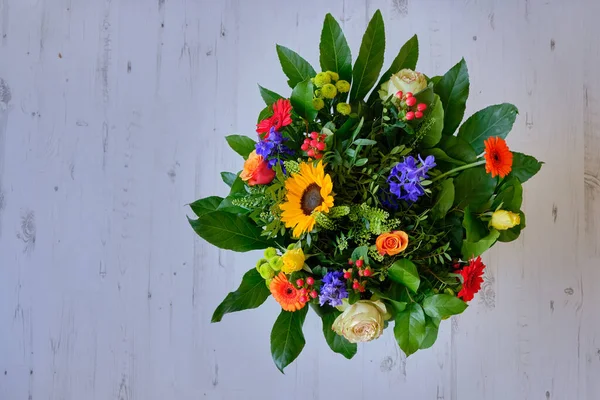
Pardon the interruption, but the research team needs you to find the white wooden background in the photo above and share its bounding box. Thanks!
[0,0,599,399]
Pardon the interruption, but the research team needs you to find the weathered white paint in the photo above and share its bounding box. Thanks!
[0,0,599,399]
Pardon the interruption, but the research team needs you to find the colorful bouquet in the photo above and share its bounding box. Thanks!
[188,10,542,372]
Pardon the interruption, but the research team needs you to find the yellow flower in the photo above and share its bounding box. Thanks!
[321,83,337,99]
[281,248,305,274]
[326,71,339,81]
[313,72,331,88]
[332,300,390,343]
[312,98,325,110]
[280,161,335,238]
[335,80,350,93]
[490,210,521,230]
[336,103,351,115]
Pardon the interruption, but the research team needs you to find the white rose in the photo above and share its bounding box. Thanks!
[332,300,390,343]
[378,69,427,103]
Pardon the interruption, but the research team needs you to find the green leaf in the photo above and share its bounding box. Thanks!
[276,45,317,89]
[319,13,352,82]
[229,176,246,195]
[457,103,519,154]
[422,148,466,165]
[257,105,272,123]
[291,79,318,122]
[461,229,500,259]
[434,58,470,136]
[258,85,283,106]
[211,269,271,322]
[431,179,454,219]
[394,303,427,356]
[419,316,440,349]
[225,135,256,159]
[422,294,468,319]
[368,34,418,103]
[453,167,497,209]
[420,94,444,148]
[221,172,237,187]
[189,196,223,218]
[509,152,543,183]
[271,307,309,373]
[462,207,487,242]
[353,138,377,146]
[217,196,249,214]
[354,158,369,166]
[349,10,385,102]
[492,178,523,212]
[388,259,420,293]
[439,135,477,163]
[188,211,274,252]
[321,311,357,359]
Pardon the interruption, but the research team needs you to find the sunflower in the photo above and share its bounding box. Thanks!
[484,136,513,178]
[280,160,334,237]
[270,273,306,311]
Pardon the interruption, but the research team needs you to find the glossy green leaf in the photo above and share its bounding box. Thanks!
[319,13,352,82]
[257,105,271,123]
[434,58,470,136]
[276,45,317,89]
[439,135,477,163]
[422,294,468,319]
[388,259,420,293]
[419,316,440,349]
[394,303,427,356]
[217,196,249,214]
[271,307,309,373]
[353,138,378,146]
[258,85,283,106]
[221,172,237,187]
[462,207,487,242]
[461,229,500,260]
[349,10,385,102]
[431,179,454,220]
[321,311,357,359]
[211,269,271,322]
[420,94,444,148]
[291,79,318,122]
[453,167,497,209]
[368,34,418,103]
[422,148,466,165]
[457,103,519,154]
[189,196,223,218]
[492,178,523,212]
[509,152,543,183]
[225,135,256,159]
[188,211,274,252]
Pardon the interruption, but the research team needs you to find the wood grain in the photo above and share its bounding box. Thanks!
[0,0,598,399]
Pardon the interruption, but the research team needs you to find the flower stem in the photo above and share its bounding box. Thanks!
[431,160,486,183]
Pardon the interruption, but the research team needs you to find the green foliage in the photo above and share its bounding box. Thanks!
[276,45,317,88]
[349,10,386,102]
[211,269,272,322]
[220,172,238,187]
[291,79,318,121]
[225,135,256,159]
[394,303,426,356]
[321,311,357,359]
[422,294,467,319]
[453,167,497,209]
[509,152,543,183]
[271,307,309,372]
[388,259,420,293]
[418,94,444,148]
[434,58,470,136]
[457,103,518,154]
[190,196,223,218]
[258,85,283,106]
[431,179,454,219]
[319,14,353,82]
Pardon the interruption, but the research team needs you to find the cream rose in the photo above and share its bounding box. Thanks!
[378,69,427,103]
[332,300,390,343]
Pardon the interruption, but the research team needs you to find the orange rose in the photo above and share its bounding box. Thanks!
[240,150,275,186]
[376,231,409,256]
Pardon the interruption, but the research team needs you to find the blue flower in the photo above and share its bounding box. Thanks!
[387,155,436,203]
[319,271,348,307]
[255,127,293,171]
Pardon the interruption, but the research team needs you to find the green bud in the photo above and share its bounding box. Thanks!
[444,288,455,296]
[259,264,275,280]
[264,247,278,258]
[256,258,268,271]
[268,256,283,271]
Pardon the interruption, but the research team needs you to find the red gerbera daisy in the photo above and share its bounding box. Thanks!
[256,98,293,139]
[457,256,486,302]
[484,137,513,178]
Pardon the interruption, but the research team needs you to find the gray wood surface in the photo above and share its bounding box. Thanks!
[1,0,598,399]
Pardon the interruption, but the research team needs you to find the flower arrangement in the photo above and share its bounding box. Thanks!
[188,10,542,372]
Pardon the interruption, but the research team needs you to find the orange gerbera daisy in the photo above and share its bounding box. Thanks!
[484,137,513,178]
[270,273,306,311]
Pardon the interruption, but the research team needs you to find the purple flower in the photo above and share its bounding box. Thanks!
[255,127,293,170]
[387,154,436,203]
[319,271,348,307]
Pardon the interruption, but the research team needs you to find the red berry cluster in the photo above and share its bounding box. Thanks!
[296,277,317,304]
[301,132,327,159]
[395,91,428,121]
[344,258,372,293]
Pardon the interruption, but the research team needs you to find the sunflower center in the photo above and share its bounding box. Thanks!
[301,183,323,215]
